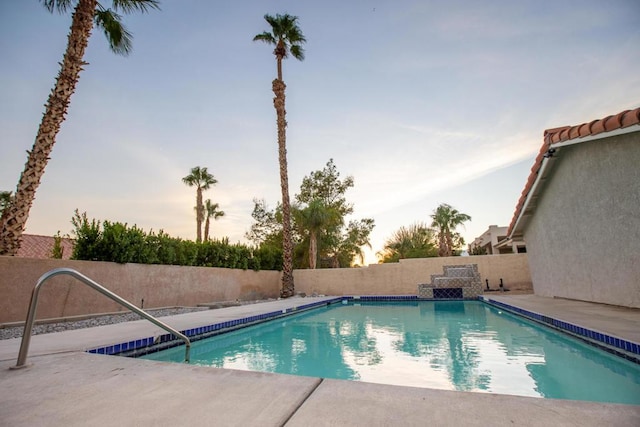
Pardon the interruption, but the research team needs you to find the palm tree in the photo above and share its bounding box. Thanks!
[254,13,306,297]
[182,167,217,243]
[430,203,471,257]
[0,0,160,256]
[203,199,225,242]
[377,222,437,263]
[295,199,338,269]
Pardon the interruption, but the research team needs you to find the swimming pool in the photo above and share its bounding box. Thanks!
[140,300,640,405]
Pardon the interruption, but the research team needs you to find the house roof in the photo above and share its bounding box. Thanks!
[507,107,640,238]
[16,234,75,260]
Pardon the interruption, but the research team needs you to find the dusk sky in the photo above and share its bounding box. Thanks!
[1,0,639,264]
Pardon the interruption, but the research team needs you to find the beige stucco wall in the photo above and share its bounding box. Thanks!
[294,254,531,296]
[0,257,281,323]
[0,254,531,324]
[523,131,640,308]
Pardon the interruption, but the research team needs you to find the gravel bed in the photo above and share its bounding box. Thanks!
[0,307,209,340]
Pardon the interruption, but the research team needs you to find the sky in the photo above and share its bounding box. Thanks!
[1,0,639,265]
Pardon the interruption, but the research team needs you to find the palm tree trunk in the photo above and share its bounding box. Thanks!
[438,233,448,257]
[204,216,210,242]
[309,231,317,269]
[445,231,454,257]
[196,187,203,243]
[0,0,97,255]
[273,78,294,297]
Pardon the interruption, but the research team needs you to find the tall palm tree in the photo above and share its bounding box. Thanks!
[254,13,306,297]
[203,199,225,242]
[430,203,471,257]
[0,0,160,256]
[182,167,217,243]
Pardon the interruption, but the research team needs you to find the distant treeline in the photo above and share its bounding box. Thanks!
[70,211,281,270]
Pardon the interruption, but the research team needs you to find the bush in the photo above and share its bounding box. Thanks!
[70,211,277,270]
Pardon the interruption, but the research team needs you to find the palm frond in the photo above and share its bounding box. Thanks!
[112,0,160,14]
[253,31,276,44]
[94,8,133,55]
[263,14,279,31]
[290,44,305,61]
[41,0,73,14]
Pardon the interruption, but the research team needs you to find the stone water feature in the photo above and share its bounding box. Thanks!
[418,264,482,299]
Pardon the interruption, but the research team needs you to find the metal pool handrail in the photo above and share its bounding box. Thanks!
[14,267,191,368]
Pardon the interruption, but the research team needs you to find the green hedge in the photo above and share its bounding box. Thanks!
[70,211,281,270]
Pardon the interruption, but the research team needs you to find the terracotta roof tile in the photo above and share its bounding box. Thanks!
[508,107,640,237]
[544,108,639,145]
[16,234,74,260]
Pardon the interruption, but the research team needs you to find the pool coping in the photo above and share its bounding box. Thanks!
[481,296,640,363]
[2,294,639,426]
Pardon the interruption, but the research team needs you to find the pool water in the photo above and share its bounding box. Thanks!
[141,301,640,404]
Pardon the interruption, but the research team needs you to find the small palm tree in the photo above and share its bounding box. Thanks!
[203,199,225,242]
[182,167,217,243]
[295,199,339,269]
[0,0,160,255]
[254,13,306,297]
[377,222,437,263]
[430,204,471,257]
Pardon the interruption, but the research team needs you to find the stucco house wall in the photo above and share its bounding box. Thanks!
[507,109,640,308]
[521,128,640,307]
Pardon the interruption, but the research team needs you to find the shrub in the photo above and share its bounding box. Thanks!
[70,211,276,270]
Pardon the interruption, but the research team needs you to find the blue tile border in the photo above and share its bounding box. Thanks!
[345,295,419,301]
[88,298,344,357]
[89,295,638,364]
[87,296,420,356]
[480,296,640,363]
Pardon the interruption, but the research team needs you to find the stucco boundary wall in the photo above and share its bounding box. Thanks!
[293,254,531,297]
[0,257,282,324]
[0,254,531,324]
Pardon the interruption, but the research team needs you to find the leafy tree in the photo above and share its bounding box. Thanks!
[470,245,487,255]
[297,159,354,217]
[50,231,64,259]
[297,159,373,267]
[0,0,159,255]
[335,218,375,267]
[246,198,283,247]
[430,203,471,257]
[0,191,12,217]
[254,13,306,297]
[182,166,218,243]
[203,199,224,241]
[70,209,102,261]
[377,222,438,263]
[249,159,374,269]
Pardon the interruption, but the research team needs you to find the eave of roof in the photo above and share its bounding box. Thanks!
[507,108,640,238]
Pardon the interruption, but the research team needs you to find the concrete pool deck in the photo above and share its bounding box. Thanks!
[1,295,639,426]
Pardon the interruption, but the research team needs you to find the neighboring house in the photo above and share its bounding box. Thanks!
[469,225,526,255]
[506,108,640,308]
[16,234,74,260]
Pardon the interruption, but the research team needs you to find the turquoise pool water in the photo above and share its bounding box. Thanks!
[141,301,640,404]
